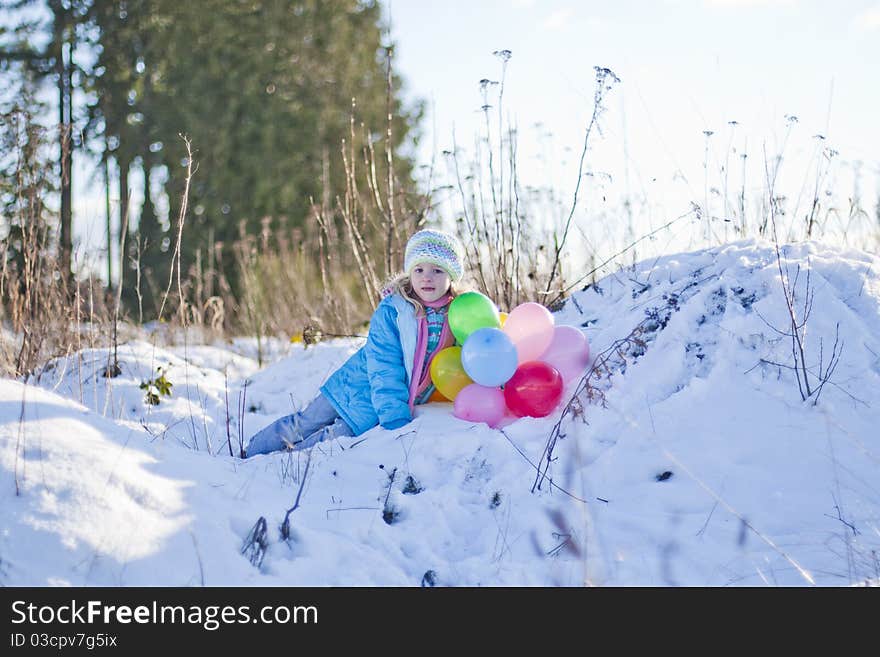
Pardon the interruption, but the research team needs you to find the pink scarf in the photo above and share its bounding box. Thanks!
[407,294,454,412]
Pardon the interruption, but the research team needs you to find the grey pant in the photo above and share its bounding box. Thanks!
[245,393,354,457]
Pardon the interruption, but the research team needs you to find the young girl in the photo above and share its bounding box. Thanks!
[244,229,464,457]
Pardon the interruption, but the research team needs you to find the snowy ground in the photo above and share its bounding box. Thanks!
[1,239,879,586]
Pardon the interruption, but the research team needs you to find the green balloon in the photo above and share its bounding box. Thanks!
[448,292,501,344]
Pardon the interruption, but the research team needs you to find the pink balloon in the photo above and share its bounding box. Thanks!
[539,325,591,383]
[453,384,507,428]
[502,302,555,364]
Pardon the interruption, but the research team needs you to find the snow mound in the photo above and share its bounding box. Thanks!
[552,240,880,585]
[1,239,878,586]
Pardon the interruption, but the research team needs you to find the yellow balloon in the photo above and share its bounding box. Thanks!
[499,312,508,327]
[429,346,473,401]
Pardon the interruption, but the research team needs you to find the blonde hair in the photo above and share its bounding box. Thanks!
[382,272,463,316]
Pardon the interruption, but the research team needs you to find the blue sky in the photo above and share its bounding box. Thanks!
[386,0,879,238]
[70,0,880,274]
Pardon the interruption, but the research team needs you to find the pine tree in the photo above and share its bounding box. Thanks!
[101,0,422,318]
[0,0,91,291]
[5,1,424,321]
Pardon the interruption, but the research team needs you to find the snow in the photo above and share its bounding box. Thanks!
[1,239,879,586]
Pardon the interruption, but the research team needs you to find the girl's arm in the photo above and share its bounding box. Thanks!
[365,303,412,430]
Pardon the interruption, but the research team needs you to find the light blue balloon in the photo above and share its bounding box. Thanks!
[461,327,518,387]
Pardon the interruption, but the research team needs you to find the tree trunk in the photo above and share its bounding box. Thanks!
[140,157,156,238]
[104,148,113,289]
[118,155,130,281]
[58,35,72,289]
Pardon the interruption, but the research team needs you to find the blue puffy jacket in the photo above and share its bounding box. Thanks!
[320,293,419,435]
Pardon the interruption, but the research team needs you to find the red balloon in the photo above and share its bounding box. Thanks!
[503,361,564,418]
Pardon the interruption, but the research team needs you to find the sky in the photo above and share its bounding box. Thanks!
[384,0,880,238]
[68,0,880,276]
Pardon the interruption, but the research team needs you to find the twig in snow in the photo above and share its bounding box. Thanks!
[532,321,649,494]
[241,516,269,569]
[237,379,250,458]
[281,448,312,540]
[325,506,381,519]
[14,378,27,496]
[190,531,206,586]
[825,500,859,537]
[497,429,586,503]
[224,369,233,457]
[697,499,720,537]
[381,466,399,525]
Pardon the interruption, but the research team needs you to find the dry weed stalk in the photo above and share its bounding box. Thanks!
[0,108,101,377]
[762,136,844,405]
[543,66,621,302]
[532,324,648,494]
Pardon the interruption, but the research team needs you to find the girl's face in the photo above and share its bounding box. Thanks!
[410,262,451,303]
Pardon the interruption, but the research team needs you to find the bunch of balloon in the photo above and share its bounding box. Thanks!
[499,302,562,417]
[456,325,518,427]
[430,291,503,411]
[429,346,473,401]
[433,292,591,426]
[537,325,591,383]
[502,303,591,417]
[430,292,506,428]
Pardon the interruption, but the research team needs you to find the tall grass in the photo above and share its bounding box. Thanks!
[0,108,116,378]
[1,55,878,377]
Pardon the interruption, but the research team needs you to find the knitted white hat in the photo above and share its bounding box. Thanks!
[403,229,464,282]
